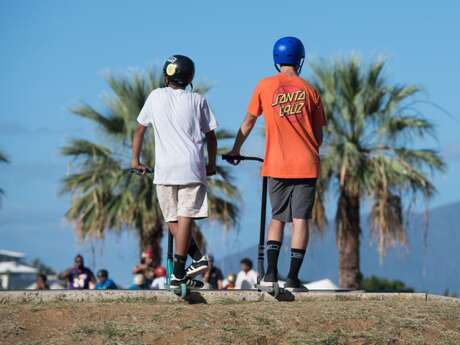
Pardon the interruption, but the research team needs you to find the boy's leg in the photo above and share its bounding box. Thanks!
[174,183,209,280]
[156,185,194,283]
[264,219,285,281]
[263,178,292,284]
[172,216,193,279]
[287,218,309,283]
[168,221,203,261]
[285,179,315,290]
[168,220,208,278]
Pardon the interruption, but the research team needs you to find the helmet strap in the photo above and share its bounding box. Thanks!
[275,63,281,72]
[297,58,305,74]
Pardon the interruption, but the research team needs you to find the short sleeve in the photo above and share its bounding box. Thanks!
[313,91,327,127]
[247,81,263,116]
[200,96,218,133]
[137,93,154,127]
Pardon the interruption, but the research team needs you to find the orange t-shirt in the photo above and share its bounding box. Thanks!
[247,73,326,178]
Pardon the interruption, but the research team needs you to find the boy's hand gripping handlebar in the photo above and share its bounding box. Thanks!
[128,167,154,176]
[221,154,264,165]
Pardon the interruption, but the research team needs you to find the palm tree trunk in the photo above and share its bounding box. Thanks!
[336,189,361,289]
[139,222,164,267]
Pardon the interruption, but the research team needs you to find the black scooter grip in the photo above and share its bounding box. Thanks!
[221,155,264,163]
[129,167,154,175]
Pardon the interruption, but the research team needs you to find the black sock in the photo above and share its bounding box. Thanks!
[287,248,306,281]
[266,240,281,279]
[173,254,187,278]
[188,238,203,261]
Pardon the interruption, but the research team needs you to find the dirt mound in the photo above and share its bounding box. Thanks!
[1,294,459,344]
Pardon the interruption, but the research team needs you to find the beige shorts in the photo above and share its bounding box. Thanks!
[156,183,208,222]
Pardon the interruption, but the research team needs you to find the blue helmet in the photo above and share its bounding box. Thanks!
[273,36,305,73]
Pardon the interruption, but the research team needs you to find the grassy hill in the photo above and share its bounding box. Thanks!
[2,294,459,345]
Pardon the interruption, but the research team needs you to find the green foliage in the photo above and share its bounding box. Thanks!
[443,289,459,298]
[61,68,240,256]
[311,55,445,259]
[0,150,8,164]
[361,275,414,292]
[29,258,56,275]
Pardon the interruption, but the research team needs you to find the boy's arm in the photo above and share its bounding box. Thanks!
[205,130,217,176]
[313,124,323,147]
[225,112,258,162]
[131,124,147,173]
[312,93,326,147]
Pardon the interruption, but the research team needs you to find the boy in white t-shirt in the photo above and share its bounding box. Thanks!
[235,258,258,289]
[131,55,217,288]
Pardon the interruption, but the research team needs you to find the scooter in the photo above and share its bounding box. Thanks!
[222,154,283,298]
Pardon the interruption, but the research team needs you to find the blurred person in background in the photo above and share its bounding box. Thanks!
[202,255,223,289]
[223,273,236,289]
[132,248,156,286]
[129,274,149,290]
[35,273,49,290]
[151,266,167,289]
[58,254,95,290]
[95,269,117,290]
[235,258,257,289]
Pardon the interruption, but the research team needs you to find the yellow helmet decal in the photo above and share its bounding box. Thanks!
[166,63,177,76]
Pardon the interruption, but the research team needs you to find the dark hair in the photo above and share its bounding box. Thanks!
[240,258,253,269]
[98,269,108,278]
[74,254,84,261]
[37,273,47,282]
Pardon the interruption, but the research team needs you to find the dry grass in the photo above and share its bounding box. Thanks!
[1,297,459,345]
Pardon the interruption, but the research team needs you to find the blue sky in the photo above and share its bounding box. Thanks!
[1,0,459,286]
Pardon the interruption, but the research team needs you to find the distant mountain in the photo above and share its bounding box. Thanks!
[217,201,460,294]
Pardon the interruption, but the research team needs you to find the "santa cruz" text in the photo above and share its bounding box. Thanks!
[272,90,306,117]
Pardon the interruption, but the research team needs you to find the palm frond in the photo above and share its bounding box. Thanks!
[0,150,9,164]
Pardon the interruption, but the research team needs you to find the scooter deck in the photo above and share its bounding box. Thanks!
[170,284,205,298]
[256,282,283,298]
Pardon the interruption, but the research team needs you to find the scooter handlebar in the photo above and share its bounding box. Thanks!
[128,167,154,175]
[221,154,264,163]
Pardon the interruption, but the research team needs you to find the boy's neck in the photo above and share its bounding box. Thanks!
[279,65,298,77]
[168,82,186,90]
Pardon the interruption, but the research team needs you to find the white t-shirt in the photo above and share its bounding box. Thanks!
[151,276,166,289]
[137,87,217,185]
[235,270,258,289]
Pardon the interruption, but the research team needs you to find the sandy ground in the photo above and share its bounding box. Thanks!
[1,297,459,345]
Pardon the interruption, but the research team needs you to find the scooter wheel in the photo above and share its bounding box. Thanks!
[179,283,188,298]
[273,283,280,298]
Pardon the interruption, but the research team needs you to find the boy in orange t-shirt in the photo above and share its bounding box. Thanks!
[226,36,326,291]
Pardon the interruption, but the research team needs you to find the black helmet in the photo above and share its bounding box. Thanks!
[163,55,195,87]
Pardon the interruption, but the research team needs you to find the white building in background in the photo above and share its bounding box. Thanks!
[0,249,38,290]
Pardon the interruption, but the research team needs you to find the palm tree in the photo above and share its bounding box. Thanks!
[0,150,9,204]
[311,56,445,288]
[61,69,240,265]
